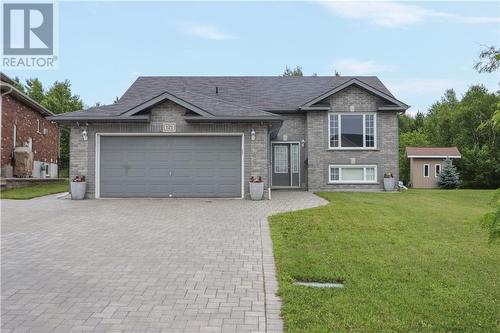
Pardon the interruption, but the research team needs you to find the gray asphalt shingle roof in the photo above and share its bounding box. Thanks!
[52,76,399,120]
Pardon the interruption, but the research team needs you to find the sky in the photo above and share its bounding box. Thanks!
[3,1,500,115]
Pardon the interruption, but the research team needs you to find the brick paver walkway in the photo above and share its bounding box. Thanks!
[1,191,326,333]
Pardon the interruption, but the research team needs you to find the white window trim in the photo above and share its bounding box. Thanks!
[328,113,377,150]
[435,164,441,178]
[423,164,430,178]
[328,164,378,184]
[36,119,41,134]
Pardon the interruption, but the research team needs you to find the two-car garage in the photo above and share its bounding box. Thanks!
[97,135,243,198]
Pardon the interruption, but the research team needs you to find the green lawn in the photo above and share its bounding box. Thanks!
[0,180,69,199]
[269,190,500,332]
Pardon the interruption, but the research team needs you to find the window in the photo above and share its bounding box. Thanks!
[424,164,430,177]
[274,145,288,174]
[329,113,376,149]
[329,165,377,183]
[37,119,41,133]
[435,164,441,178]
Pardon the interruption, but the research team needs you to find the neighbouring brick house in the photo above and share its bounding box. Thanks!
[50,76,408,199]
[1,73,59,178]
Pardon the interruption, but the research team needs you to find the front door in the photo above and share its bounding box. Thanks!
[271,142,300,187]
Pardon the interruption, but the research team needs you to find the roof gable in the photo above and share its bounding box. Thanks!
[300,78,408,111]
[121,91,214,117]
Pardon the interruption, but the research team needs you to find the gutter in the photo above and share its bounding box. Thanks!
[1,83,54,116]
[47,115,151,123]
[184,116,283,123]
[1,85,13,96]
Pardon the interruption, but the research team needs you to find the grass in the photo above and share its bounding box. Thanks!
[269,190,500,332]
[0,180,69,199]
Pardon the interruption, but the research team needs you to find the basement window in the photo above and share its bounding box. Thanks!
[329,165,377,184]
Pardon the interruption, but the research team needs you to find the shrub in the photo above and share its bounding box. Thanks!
[438,158,460,189]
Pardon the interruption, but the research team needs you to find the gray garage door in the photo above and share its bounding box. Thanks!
[99,136,242,198]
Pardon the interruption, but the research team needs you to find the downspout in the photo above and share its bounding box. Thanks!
[1,84,13,96]
[2,84,15,171]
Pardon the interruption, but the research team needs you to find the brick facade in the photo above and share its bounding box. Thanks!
[70,101,270,198]
[69,85,400,198]
[1,94,59,178]
[305,86,399,191]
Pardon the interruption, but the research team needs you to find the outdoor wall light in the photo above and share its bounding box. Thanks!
[250,128,256,141]
[81,129,88,141]
[301,139,306,147]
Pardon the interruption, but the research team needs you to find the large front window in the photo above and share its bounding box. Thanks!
[329,113,376,149]
[329,165,377,183]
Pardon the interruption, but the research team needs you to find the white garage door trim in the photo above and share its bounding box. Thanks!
[95,133,245,199]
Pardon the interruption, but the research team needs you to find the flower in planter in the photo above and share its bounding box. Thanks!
[249,176,263,183]
[384,172,394,178]
[72,175,86,182]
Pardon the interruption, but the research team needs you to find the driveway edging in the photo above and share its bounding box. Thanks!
[259,217,283,333]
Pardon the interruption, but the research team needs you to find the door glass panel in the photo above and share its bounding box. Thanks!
[291,145,299,173]
[274,145,288,174]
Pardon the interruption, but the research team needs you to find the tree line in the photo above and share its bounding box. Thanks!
[399,47,499,189]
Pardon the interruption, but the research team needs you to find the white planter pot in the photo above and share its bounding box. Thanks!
[70,182,86,200]
[249,182,264,200]
[383,178,395,191]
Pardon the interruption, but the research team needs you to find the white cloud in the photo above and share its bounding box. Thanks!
[320,1,500,27]
[182,24,234,40]
[333,58,395,75]
[386,79,468,95]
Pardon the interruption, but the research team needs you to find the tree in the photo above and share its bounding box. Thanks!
[42,80,83,115]
[399,112,425,133]
[11,76,25,92]
[474,46,500,73]
[334,70,341,76]
[438,158,460,189]
[282,66,303,77]
[25,78,45,103]
[40,80,83,166]
[423,89,459,146]
[458,145,500,188]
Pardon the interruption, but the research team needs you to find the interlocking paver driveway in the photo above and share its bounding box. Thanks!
[1,191,326,333]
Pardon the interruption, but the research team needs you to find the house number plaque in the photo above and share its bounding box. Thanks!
[162,123,176,133]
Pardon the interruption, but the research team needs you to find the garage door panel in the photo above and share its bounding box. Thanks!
[149,168,170,177]
[99,136,241,198]
[126,152,146,161]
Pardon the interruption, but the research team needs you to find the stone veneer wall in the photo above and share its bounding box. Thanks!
[69,101,270,198]
[306,86,399,191]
